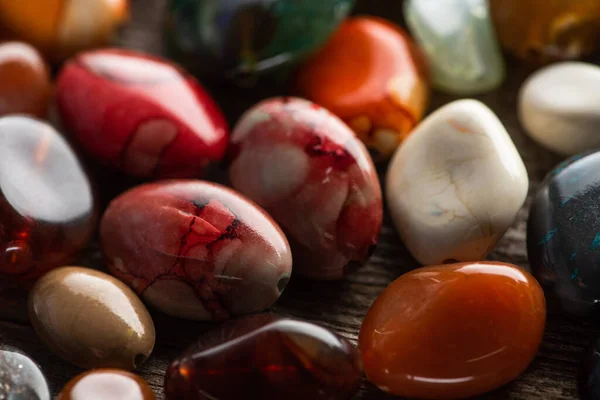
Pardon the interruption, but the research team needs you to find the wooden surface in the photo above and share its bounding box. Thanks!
[0,1,597,399]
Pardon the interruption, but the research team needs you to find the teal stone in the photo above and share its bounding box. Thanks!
[404,0,505,95]
[166,0,354,82]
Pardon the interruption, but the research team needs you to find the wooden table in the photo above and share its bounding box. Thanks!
[0,1,594,398]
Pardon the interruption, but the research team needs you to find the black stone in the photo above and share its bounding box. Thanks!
[527,152,600,318]
[0,350,50,400]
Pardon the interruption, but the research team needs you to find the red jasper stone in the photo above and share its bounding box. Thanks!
[228,97,383,280]
[55,48,229,179]
[100,180,292,321]
[0,116,96,283]
[164,314,362,400]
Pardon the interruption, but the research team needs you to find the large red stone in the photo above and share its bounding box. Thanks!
[55,48,228,179]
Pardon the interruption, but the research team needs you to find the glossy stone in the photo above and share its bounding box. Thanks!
[100,180,292,320]
[0,349,50,400]
[359,262,546,399]
[386,99,528,266]
[0,42,51,117]
[296,17,429,159]
[527,151,600,318]
[490,0,600,63]
[229,97,382,280]
[166,0,353,81]
[56,49,229,179]
[164,314,362,400]
[519,62,600,156]
[58,369,155,400]
[28,266,155,370]
[404,0,504,95]
[0,0,128,61]
[0,117,96,283]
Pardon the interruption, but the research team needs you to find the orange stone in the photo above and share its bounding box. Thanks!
[296,17,429,159]
[0,41,51,117]
[359,262,546,399]
[0,0,128,61]
[490,0,600,63]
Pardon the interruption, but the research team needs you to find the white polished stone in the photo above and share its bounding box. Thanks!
[519,62,600,156]
[404,0,505,95]
[386,99,528,265]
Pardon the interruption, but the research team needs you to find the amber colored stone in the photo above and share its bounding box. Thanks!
[490,0,600,63]
[0,42,51,117]
[164,314,362,400]
[58,369,155,400]
[296,17,429,159]
[0,116,96,283]
[359,262,546,399]
[0,0,128,61]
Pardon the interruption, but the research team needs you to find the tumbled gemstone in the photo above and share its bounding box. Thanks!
[0,349,50,400]
[296,17,429,158]
[229,97,382,280]
[359,262,546,399]
[100,181,292,321]
[56,48,229,179]
[165,314,362,400]
[29,267,155,370]
[0,41,51,117]
[58,369,155,400]
[0,116,96,283]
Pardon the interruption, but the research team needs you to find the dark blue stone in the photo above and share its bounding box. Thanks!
[0,349,50,400]
[527,152,600,318]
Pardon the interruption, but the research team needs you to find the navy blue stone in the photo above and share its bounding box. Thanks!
[0,349,50,400]
[527,152,600,318]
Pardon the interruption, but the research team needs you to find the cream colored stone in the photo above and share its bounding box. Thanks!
[386,99,528,265]
[519,62,600,156]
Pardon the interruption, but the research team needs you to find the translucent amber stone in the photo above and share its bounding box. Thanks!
[0,116,96,283]
[296,17,429,159]
[0,42,51,117]
[0,0,128,61]
[490,0,600,63]
[359,262,546,399]
[164,314,362,400]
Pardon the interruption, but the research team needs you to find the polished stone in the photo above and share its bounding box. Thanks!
[404,0,504,95]
[519,62,600,156]
[0,349,50,400]
[359,262,546,399]
[386,99,528,266]
[58,369,155,400]
[528,151,600,318]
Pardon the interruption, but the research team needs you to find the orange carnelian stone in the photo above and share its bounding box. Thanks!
[0,42,51,117]
[359,262,546,399]
[296,17,429,159]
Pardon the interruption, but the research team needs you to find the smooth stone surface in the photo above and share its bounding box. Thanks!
[164,314,362,400]
[0,42,51,117]
[386,99,528,265]
[0,0,128,60]
[28,267,155,370]
[165,0,353,81]
[58,369,155,400]
[359,262,546,399]
[580,336,600,400]
[0,349,50,400]
[100,180,292,321]
[519,62,600,156]
[527,151,600,318]
[56,48,229,179]
[0,116,96,283]
[404,0,504,95]
[229,97,382,280]
[296,17,429,159]
[490,0,600,63]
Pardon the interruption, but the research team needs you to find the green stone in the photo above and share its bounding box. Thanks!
[404,0,505,95]
[166,0,354,82]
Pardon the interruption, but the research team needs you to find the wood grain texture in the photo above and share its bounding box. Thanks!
[1,0,598,399]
